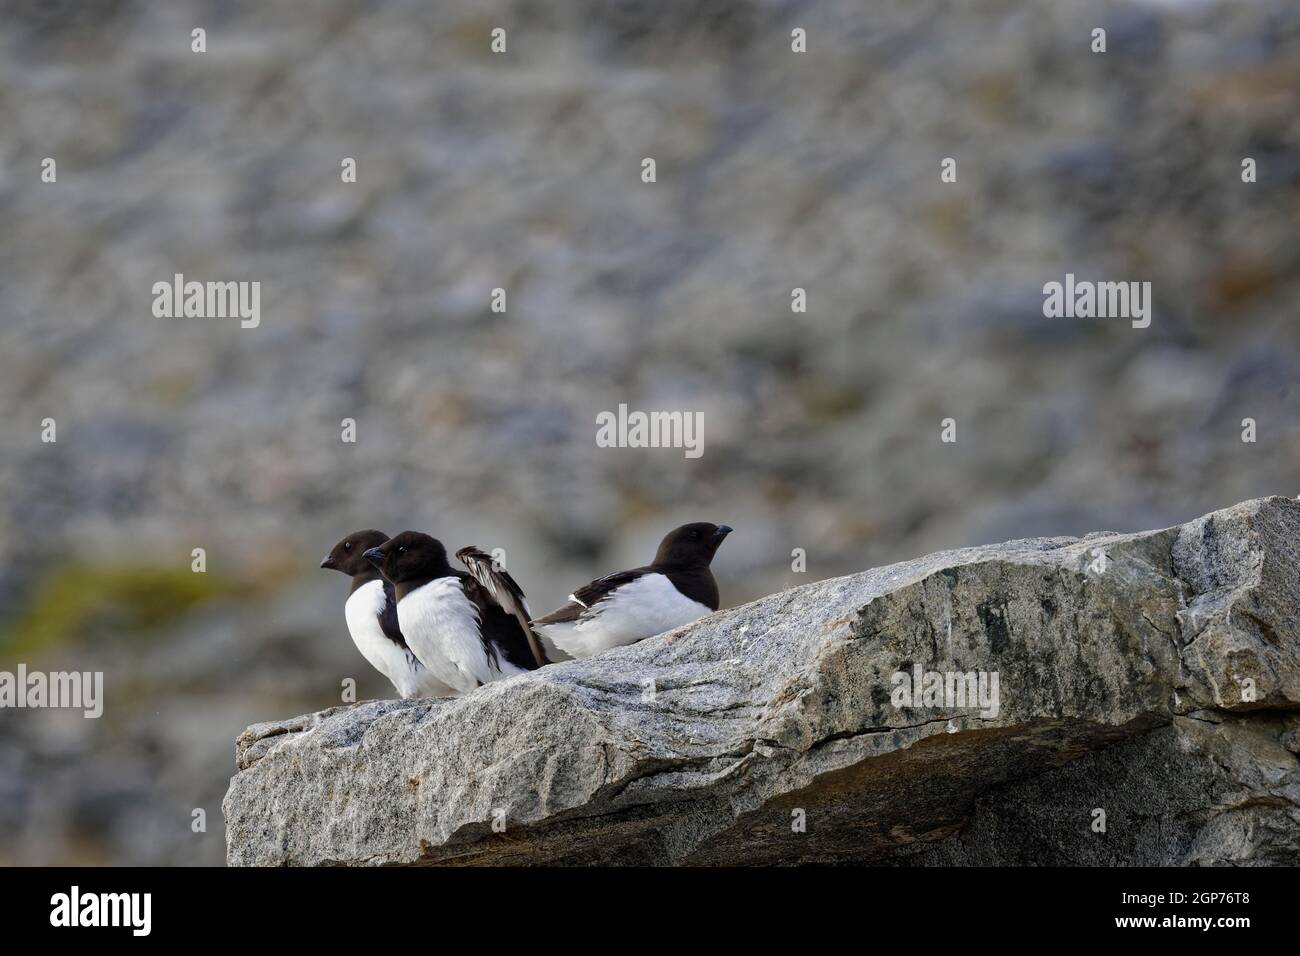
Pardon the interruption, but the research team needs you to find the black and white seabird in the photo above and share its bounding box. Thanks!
[363,531,548,696]
[320,530,454,699]
[531,522,732,659]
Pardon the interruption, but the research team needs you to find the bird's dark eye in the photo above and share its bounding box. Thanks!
[344,542,351,551]
[399,547,407,555]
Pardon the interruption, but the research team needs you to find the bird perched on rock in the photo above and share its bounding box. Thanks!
[363,532,548,696]
[320,530,454,699]
[531,522,732,659]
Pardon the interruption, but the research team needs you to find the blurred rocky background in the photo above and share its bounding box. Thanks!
[0,0,1297,864]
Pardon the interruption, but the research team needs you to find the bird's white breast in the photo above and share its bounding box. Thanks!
[344,581,451,699]
[535,573,711,659]
[396,578,496,695]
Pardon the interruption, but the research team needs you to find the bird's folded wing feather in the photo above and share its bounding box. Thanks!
[530,567,652,625]
[456,546,548,667]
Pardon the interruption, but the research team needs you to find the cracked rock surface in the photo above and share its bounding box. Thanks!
[223,497,1300,865]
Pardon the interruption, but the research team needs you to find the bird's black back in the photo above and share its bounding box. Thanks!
[531,563,719,627]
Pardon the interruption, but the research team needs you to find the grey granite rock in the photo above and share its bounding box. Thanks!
[224,496,1300,865]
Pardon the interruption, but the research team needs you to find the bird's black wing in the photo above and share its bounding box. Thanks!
[456,547,530,621]
[456,546,548,668]
[530,566,655,626]
[459,575,547,671]
[377,579,409,649]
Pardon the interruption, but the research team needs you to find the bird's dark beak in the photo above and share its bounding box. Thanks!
[363,547,385,567]
[319,554,337,570]
[714,525,733,541]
